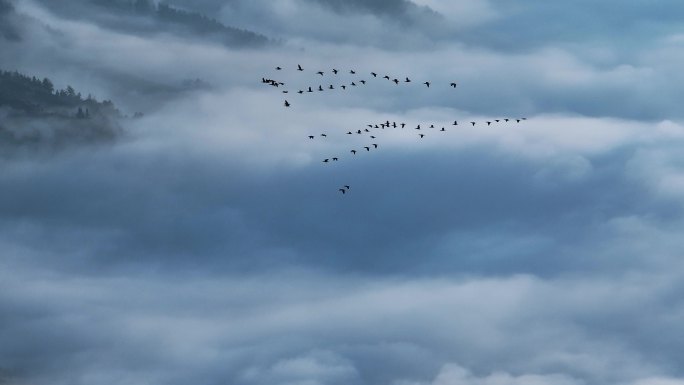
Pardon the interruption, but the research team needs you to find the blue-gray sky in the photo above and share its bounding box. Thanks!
[2,1,684,384]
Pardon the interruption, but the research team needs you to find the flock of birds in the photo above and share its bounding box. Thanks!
[263,64,528,195]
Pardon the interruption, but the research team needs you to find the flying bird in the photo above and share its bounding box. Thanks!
[307,87,313,92]
[364,128,370,132]
[370,135,376,139]
[339,188,346,194]
[401,123,406,128]
[318,85,324,91]
[347,131,353,135]
[393,79,399,84]
[424,81,430,87]
[450,82,457,88]
[297,64,303,71]
[383,75,390,80]
[360,80,366,84]
[364,146,370,151]
[419,134,425,138]
[452,120,458,125]
[357,130,362,134]
[298,90,304,94]
[487,121,491,126]
[341,85,347,89]
[344,185,350,190]
[282,90,288,93]
[440,127,446,131]
[470,121,476,126]
[321,134,327,137]
[332,157,338,161]
[350,70,356,74]
[372,143,378,148]
[323,159,329,163]
[329,85,334,89]
[415,125,421,130]
[284,100,290,107]
[333,69,338,74]
[308,135,314,139]
[351,82,357,86]
[276,66,282,70]
[371,72,378,77]
[504,118,510,122]
[317,71,324,76]
[351,150,357,154]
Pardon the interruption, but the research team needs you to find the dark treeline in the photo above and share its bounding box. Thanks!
[0,70,123,151]
[90,0,270,47]
[0,69,120,118]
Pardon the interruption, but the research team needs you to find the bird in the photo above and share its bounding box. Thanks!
[393,79,399,84]
[279,82,285,86]
[317,71,324,76]
[341,85,347,89]
[370,135,376,139]
[284,100,290,107]
[415,125,421,130]
[321,134,327,137]
[367,124,373,128]
[307,87,313,93]
[516,119,521,123]
[297,90,304,94]
[401,123,406,128]
[339,188,346,194]
[347,131,353,135]
[504,118,510,122]
[392,122,397,128]
[332,157,338,161]
[424,81,430,87]
[495,119,500,122]
[357,130,362,134]
[351,82,357,86]
[329,85,334,89]
[364,146,370,151]
[419,134,425,138]
[323,159,329,163]
[383,75,390,80]
[308,135,314,139]
[450,82,457,88]
[297,64,303,71]
[440,127,446,132]
[350,70,356,74]
[430,124,434,128]
[333,69,338,74]
[372,143,378,148]
[452,120,458,125]
[318,85,324,91]
[282,90,288,93]
[351,150,357,154]
[405,77,411,82]
[360,80,366,84]
[371,72,378,77]
[344,185,350,190]
[276,66,282,70]
[487,121,491,126]
[470,121,476,126]
[364,129,370,132]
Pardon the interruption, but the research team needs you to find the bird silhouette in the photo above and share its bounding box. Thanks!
[332,157,338,161]
[516,119,521,123]
[415,125,421,130]
[307,87,313,92]
[317,71,324,76]
[401,123,406,128]
[360,80,366,84]
[321,134,327,137]
[419,134,425,138]
[357,130,362,134]
[405,77,411,82]
[383,75,390,80]
[450,82,457,88]
[430,124,434,128]
[371,72,378,77]
[393,79,399,84]
[298,90,304,94]
[284,100,290,107]
[350,70,356,74]
[392,122,397,128]
[452,120,458,125]
[329,85,334,89]
[470,121,476,126]
[282,90,288,93]
[372,143,378,148]
[351,82,356,86]
[424,81,431,87]
[347,131,352,135]
[333,69,338,74]
[308,135,314,139]
[323,159,329,163]
[276,66,282,70]
[440,127,446,132]
[297,64,303,71]
[351,150,357,154]
[364,146,370,151]
[367,124,373,128]
[487,121,491,126]
[495,119,500,122]
[370,135,376,138]
[364,129,370,132]
[318,85,323,91]
[504,119,510,122]
[341,85,347,89]
[344,185,350,190]
[339,188,346,194]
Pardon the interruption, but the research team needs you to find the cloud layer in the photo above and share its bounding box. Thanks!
[2,1,684,385]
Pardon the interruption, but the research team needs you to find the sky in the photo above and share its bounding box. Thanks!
[2,1,684,384]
